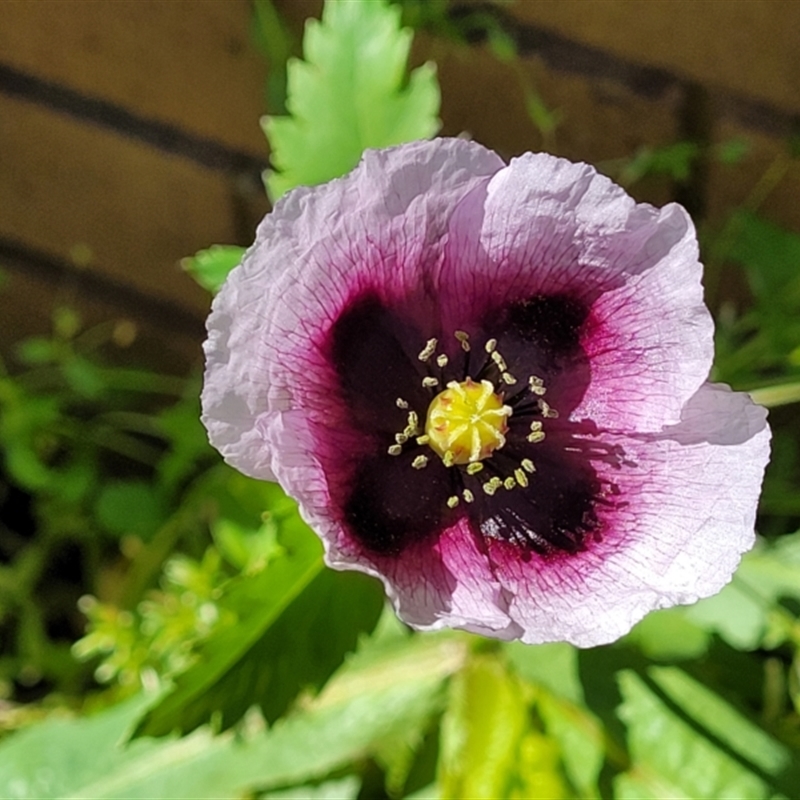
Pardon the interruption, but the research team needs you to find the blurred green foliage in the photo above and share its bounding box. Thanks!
[1,0,800,797]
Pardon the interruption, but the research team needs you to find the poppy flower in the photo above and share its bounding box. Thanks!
[202,138,770,646]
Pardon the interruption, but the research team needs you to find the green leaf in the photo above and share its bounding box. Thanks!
[14,336,58,366]
[95,480,168,540]
[616,666,794,799]
[263,0,440,200]
[0,635,459,799]
[504,642,583,705]
[134,511,384,736]
[181,245,245,294]
[626,606,711,661]
[439,655,568,800]
[505,643,603,798]
[684,532,800,651]
[728,211,800,304]
[260,777,361,799]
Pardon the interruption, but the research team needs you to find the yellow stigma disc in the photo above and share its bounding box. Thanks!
[424,379,512,465]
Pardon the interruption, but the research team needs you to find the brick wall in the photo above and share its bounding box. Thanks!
[2,0,798,370]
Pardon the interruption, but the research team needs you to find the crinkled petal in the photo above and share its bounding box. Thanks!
[327,519,519,637]
[486,383,770,646]
[438,152,714,431]
[202,138,503,480]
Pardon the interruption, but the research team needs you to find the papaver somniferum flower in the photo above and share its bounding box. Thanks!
[202,138,770,646]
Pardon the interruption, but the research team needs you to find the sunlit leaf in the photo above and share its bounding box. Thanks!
[263,0,440,200]
[134,510,384,736]
[0,635,459,799]
[616,666,795,799]
[181,245,246,295]
[439,655,568,800]
[685,532,800,651]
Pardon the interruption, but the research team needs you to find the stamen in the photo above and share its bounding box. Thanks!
[491,351,507,371]
[462,489,475,503]
[482,476,503,496]
[396,397,409,409]
[422,376,439,388]
[418,338,438,361]
[388,444,403,456]
[412,455,428,470]
[403,411,419,437]
[436,354,449,368]
[485,338,497,353]
[454,331,471,352]
[538,399,559,418]
[514,468,529,488]
[521,458,536,473]
[503,476,517,490]
[528,376,547,396]
[466,462,484,475]
[447,495,460,508]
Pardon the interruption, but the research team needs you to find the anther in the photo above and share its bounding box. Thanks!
[395,432,408,444]
[436,354,449,368]
[443,450,455,467]
[501,372,517,385]
[466,462,484,475]
[521,458,536,473]
[514,468,529,488]
[447,496,460,508]
[528,376,547,396]
[388,444,403,456]
[491,351,507,371]
[418,338,437,361]
[538,399,559,418]
[485,338,497,353]
[530,421,543,432]
[503,477,517,490]
[412,455,428,470]
[527,430,546,443]
[482,476,503,496]
[454,331,471,352]
[462,489,475,503]
[422,376,439,388]
[416,434,430,445]
[396,397,409,409]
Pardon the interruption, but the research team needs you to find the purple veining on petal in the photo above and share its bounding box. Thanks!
[202,138,770,646]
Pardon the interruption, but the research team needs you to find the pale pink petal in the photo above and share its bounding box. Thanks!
[439,153,713,431]
[487,383,770,646]
[202,139,503,481]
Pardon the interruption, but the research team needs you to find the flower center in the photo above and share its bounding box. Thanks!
[425,379,512,465]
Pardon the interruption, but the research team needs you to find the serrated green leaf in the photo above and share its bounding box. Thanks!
[616,666,794,800]
[0,635,458,799]
[263,0,440,200]
[134,511,384,736]
[181,245,246,294]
